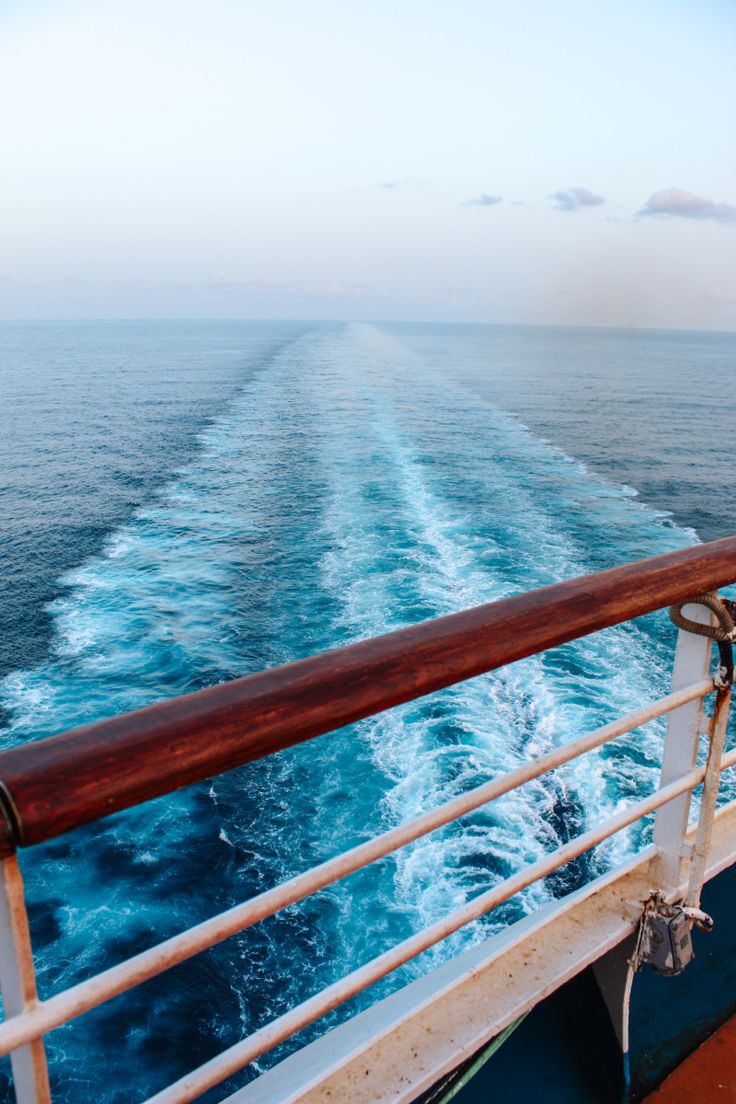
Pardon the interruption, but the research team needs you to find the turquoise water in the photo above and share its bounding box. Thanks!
[0,320,734,1101]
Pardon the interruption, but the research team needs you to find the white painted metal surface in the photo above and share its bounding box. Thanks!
[0,611,731,1104]
[687,686,731,907]
[223,800,736,1104]
[141,763,715,1104]
[0,857,50,1104]
[653,604,714,891]
[0,679,712,1061]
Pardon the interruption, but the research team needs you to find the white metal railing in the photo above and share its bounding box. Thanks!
[0,608,732,1104]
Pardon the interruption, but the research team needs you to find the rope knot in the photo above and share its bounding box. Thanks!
[669,593,735,687]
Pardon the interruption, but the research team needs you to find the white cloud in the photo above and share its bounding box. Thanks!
[463,193,502,207]
[639,189,736,223]
[550,187,605,212]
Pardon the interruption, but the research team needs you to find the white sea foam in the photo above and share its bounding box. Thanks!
[0,320,715,1094]
[311,322,695,975]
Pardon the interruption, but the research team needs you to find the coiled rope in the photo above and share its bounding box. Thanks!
[669,592,736,641]
[669,592,736,687]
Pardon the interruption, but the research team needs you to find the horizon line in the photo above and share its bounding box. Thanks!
[0,316,735,336]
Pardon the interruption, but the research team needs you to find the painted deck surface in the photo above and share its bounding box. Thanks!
[450,856,736,1104]
[643,1015,736,1103]
[224,804,736,1104]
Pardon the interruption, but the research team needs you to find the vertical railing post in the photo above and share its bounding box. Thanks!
[686,684,731,908]
[653,602,714,894]
[0,855,51,1104]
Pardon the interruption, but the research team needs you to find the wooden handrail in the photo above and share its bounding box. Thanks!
[0,536,735,856]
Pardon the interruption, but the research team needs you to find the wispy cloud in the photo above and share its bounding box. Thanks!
[376,177,426,190]
[708,288,736,303]
[463,193,502,207]
[638,189,736,224]
[550,186,605,212]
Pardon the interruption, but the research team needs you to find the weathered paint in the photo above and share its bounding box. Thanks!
[222,802,736,1104]
[0,681,712,1064]
[653,604,714,891]
[0,858,50,1104]
[641,1000,736,1103]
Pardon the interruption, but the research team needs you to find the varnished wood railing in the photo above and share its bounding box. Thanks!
[0,536,735,856]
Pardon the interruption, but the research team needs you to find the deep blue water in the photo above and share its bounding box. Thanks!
[0,320,735,1102]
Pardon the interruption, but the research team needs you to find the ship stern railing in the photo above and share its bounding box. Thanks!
[0,537,735,1103]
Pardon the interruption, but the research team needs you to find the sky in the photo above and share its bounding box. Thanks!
[1,0,735,329]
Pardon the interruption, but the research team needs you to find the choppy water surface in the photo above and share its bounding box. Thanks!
[1,320,734,1101]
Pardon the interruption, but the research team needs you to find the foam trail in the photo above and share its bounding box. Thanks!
[0,321,708,1099]
[309,323,694,974]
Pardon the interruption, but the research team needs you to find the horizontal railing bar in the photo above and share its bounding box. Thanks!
[719,746,736,771]
[141,764,712,1104]
[0,679,712,1058]
[1,538,735,851]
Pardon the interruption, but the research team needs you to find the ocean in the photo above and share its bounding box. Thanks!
[1,320,735,1102]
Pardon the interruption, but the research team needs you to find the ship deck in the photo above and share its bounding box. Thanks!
[644,1015,736,1103]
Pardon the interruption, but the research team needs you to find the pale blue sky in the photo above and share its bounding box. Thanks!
[1,0,734,328]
